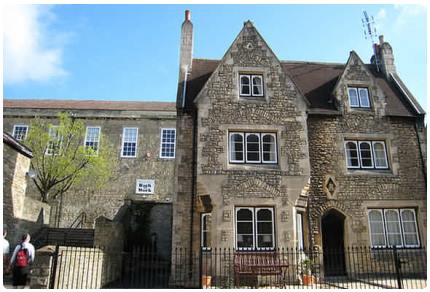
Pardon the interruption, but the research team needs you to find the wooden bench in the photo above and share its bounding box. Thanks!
[233,251,289,287]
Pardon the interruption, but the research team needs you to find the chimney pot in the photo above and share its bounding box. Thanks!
[185,10,191,21]
[379,35,384,45]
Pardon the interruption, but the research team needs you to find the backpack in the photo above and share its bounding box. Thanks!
[15,245,29,268]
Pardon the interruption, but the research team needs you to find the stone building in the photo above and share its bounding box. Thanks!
[3,132,50,245]
[173,10,426,276]
[3,100,176,258]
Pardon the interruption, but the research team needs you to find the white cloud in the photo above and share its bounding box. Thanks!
[374,9,387,33]
[394,4,426,28]
[4,5,68,84]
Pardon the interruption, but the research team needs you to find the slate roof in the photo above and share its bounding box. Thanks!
[4,99,176,112]
[182,58,421,117]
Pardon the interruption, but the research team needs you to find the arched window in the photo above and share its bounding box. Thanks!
[372,142,388,168]
[368,210,386,247]
[262,134,277,163]
[345,141,359,168]
[229,133,244,163]
[246,133,261,163]
[359,141,373,168]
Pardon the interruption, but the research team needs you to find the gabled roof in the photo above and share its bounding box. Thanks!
[4,99,176,112]
[183,58,421,117]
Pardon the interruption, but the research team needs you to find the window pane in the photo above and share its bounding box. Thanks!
[237,209,253,221]
[161,129,176,158]
[359,142,373,168]
[346,141,359,167]
[240,76,250,95]
[385,210,402,246]
[262,134,276,162]
[202,214,212,248]
[348,88,359,107]
[296,213,304,250]
[257,209,272,221]
[359,88,370,107]
[230,133,244,162]
[401,210,419,246]
[238,222,254,234]
[13,125,28,141]
[257,222,272,234]
[85,127,100,153]
[246,134,260,162]
[237,235,254,248]
[368,210,386,247]
[373,142,388,168]
[252,76,263,96]
[122,128,137,157]
[257,235,273,248]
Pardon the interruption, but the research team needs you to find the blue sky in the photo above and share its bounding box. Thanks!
[3,4,427,111]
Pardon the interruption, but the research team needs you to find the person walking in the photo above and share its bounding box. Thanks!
[9,233,35,288]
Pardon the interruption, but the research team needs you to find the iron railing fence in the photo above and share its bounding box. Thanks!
[48,245,427,289]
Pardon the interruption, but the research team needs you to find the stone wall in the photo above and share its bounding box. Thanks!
[3,109,176,231]
[174,22,311,252]
[3,141,50,246]
[307,52,427,248]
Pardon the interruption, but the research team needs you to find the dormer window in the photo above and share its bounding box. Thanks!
[240,74,264,97]
[348,87,370,108]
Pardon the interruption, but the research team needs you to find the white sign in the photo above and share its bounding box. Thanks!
[136,179,155,194]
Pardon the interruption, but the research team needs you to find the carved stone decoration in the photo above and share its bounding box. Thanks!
[281,210,289,222]
[221,230,229,242]
[223,210,231,222]
[351,219,366,233]
[323,175,338,198]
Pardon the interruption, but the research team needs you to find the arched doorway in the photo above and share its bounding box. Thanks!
[321,209,346,276]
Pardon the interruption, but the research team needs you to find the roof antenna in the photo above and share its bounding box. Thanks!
[361,10,380,72]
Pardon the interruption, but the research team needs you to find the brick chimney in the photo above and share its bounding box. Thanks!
[377,35,396,78]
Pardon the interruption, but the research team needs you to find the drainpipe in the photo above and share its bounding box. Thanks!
[413,118,427,186]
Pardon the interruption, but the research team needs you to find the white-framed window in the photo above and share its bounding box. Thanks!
[348,87,370,108]
[239,74,264,97]
[246,133,261,163]
[296,212,304,250]
[12,125,29,141]
[229,132,277,164]
[121,127,138,157]
[160,128,176,158]
[229,133,244,163]
[84,127,101,154]
[344,140,389,170]
[235,207,274,250]
[201,213,212,250]
[367,208,420,248]
[136,179,155,194]
[45,126,62,156]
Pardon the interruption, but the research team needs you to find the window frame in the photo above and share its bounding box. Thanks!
[358,141,374,169]
[347,86,371,108]
[229,132,245,163]
[84,126,101,155]
[245,133,261,164]
[400,209,420,248]
[251,75,264,97]
[12,124,29,141]
[229,131,278,165]
[344,141,360,169]
[160,128,176,159]
[384,209,404,247]
[296,212,304,250]
[239,74,264,97]
[367,208,420,249]
[45,126,62,156]
[121,127,138,158]
[345,140,389,170]
[235,207,275,251]
[201,213,212,251]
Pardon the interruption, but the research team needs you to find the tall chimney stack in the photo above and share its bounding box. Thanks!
[177,10,193,108]
[179,10,193,74]
[377,35,396,79]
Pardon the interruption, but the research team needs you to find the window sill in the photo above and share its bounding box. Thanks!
[228,163,280,171]
[346,169,395,177]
